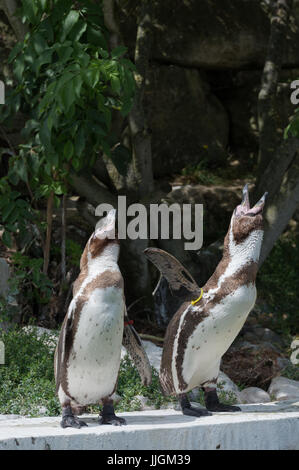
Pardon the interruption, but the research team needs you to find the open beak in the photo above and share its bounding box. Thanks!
[235,184,268,217]
[246,192,268,216]
[94,209,117,238]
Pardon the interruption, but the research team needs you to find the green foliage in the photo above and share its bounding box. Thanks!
[257,231,299,334]
[0,327,60,416]
[8,252,52,305]
[0,328,173,417]
[65,239,82,267]
[284,107,299,138]
[0,0,135,246]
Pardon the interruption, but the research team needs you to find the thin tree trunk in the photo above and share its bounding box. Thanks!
[257,0,292,175]
[0,0,28,40]
[128,0,154,197]
[43,191,54,275]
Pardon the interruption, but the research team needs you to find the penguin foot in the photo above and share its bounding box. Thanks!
[99,403,126,426]
[207,404,241,412]
[61,405,88,429]
[182,406,212,417]
[61,415,88,429]
[179,393,212,418]
[99,415,127,426]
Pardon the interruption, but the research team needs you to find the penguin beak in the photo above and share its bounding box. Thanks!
[241,183,250,212]
[94,209,117,239]
[234,185,267,217]
[246,192,268,216]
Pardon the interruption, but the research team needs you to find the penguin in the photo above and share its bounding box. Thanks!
[55,209,152,428]
[144,184,267,416]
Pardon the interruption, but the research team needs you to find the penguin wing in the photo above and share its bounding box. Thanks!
[122,315,152,386]
[144,247,201,299]
[55,306,74,393]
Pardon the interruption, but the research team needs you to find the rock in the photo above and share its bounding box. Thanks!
[22,326,58,351]
[122,340,162,372]
[217,371,241,401]
[277,357,292,371]
[119,0,299,69]
[268,376,299,401]
[239,387,271,404]
[145,65,229,176]
[134,395,156,411]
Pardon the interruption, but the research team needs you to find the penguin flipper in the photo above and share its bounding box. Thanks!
[122,315,152,386]
[55,307,74,394]
[144,247,201,299]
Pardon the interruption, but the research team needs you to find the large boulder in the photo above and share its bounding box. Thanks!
[144,65,229,176]
[268,376,299,401]
[239,387,271,404]
[118,0,299,69]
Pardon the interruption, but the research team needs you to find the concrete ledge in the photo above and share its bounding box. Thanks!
[0,401,299,450]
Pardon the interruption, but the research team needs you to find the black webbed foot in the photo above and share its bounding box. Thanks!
[61,406,88,429]
[204,388,241,413]
[179,394,212,418]
[99,403,127,426]
[207,403,241,412]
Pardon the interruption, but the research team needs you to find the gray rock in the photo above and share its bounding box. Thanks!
[239,387,271,404]
[134,395,155,411]
[277,357,292,371]
[119,1,299,69]
[122,340,162,372]
[217,371,241,402]
[268,376,299,401]
[145,65,229,176]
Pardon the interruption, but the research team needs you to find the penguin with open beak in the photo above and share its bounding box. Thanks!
[144,185,267,416]
[55,209,152,428]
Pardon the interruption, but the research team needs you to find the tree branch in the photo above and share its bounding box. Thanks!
[0,0,28,40]
[257,0,293,174]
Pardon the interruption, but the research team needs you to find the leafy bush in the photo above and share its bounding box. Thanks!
[257,232,299,335]
[0,328,173,417]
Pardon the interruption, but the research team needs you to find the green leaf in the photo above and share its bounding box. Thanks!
[32,33,48,55]
[87,26,107,48]
[111,46,127,59]
[2,201,15,222]
[63,140,74,160]
[8,43,23,63]
[60,10,80,42]
[75,126,85,156]
[83,67,100,88]
[73,75,83,98]
[33,48,53,75]
[22,0,38,24]
[68,20,87,41]
[2,230,12,248]
[60,80,75,112]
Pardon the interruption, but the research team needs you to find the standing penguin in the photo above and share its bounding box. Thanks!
[144,185,267,416]
[55,209,152,428]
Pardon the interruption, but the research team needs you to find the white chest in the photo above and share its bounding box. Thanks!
[67,286,125,405]
[177,284,256,392]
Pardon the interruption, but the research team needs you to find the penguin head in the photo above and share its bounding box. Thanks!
[88,209,118,258]
[230,184,267,243]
